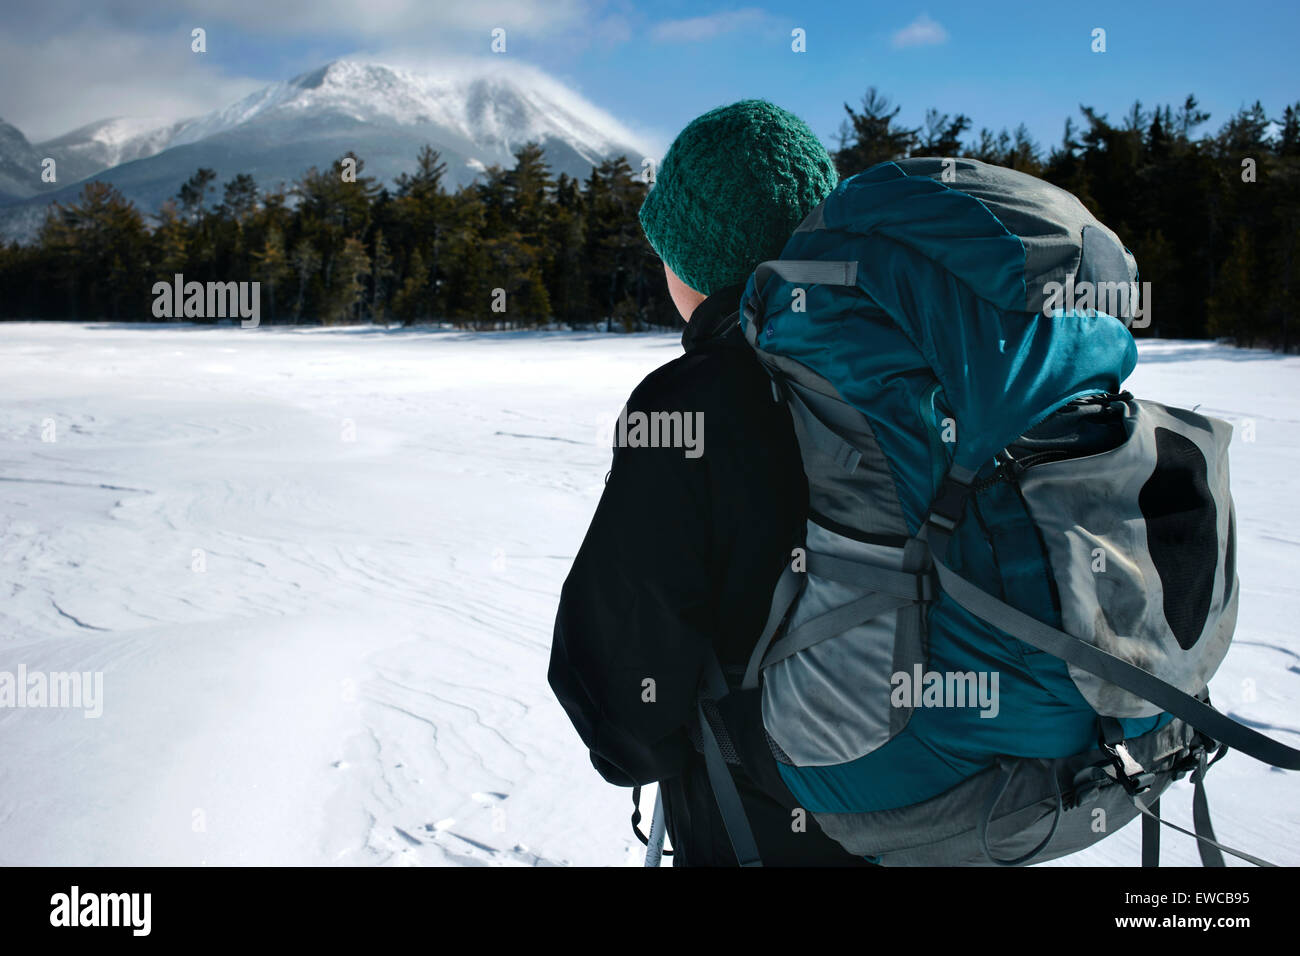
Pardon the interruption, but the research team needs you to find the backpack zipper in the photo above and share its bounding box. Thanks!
[974,392,1131,493]
[973,450,1071,493]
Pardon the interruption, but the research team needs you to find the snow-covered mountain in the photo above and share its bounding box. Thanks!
[0,117,50,201]
[165,59,647,161]
[0,59,653,241]
[38,116,186,186]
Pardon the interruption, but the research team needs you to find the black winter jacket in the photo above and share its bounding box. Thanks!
[548,282,873,866]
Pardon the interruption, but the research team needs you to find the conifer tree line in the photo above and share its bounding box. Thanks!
[0,144,662,330]
[834,90,1300,348]
[1,89,1297,347]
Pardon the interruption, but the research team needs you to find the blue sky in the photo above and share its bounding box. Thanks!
[2,1,1296,152]
[538,0,1299,154]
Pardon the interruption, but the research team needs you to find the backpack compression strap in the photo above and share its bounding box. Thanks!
[697,651,763,867]
[930,522,1294,868]
[921,470,1300,772]
[923,484,1295,866]
[1129,750,1276,867]
[928,555,1300,772]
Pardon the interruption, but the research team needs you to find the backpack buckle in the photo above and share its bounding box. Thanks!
[1103,741,1150,796]
[924,473,973,535]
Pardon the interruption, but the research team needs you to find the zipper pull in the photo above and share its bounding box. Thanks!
[995,450,1024,480]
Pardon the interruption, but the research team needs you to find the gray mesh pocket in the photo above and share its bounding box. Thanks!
[760,521,925,766]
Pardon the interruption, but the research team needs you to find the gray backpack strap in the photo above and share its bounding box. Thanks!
[1131,756,1276,867]
[742,378,926,689]
[930,556,1300,772]
[753,259,858,295]
[1190,751,1227,867]
[760,591,914,670]
[744,259,859,342]
[806,552,933,600]
[744,554,932,683]
[1141,798,1161,867]
[698,653,763,867]
[922,464,1291,866]
[742,564,803,691]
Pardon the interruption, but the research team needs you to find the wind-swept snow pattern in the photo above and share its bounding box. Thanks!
[0,326,1295,866]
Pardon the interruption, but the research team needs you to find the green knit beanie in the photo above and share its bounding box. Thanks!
[638,99,839,297]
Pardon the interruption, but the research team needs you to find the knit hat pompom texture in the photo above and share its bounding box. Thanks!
[638,99,839,297]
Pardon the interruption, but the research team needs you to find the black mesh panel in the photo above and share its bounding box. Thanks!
[1139,427,1217,650]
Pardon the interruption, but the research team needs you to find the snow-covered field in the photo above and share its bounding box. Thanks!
[0,323,1296,867]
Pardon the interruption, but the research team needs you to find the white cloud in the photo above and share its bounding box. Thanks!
[0,26,264,142]
[650,8,768,43]
[104,0,591,38]
[342,50,664,158]
[0,0,609,142]
[891,14,949,49]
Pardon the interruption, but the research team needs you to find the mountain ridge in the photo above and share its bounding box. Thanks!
[0,59,653,242]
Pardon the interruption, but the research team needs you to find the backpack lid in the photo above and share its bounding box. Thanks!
[742,158,1141,470]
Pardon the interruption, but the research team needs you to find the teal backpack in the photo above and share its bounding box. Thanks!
[690,157,1300,867]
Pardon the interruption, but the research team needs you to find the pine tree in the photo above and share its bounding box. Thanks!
[1207,226,1259,344]
[178,168,217,222]
[392,248,430,326]
[153,200,190,290]
[290,239,322,320]
[394,145,449,313]
[835,89,918,176]
[369,229,395,323]
[39,181,149,318]
[252,227,291,323]
[327,237,370,325]
[916,109,971,157]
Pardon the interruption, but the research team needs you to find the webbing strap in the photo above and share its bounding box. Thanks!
[1132,789,1274,867]
[745,259,860,339]
[741,564,803,691]
[1191,752,1227,867]
[805,552,933,601]
[931,558,1300,771]
[698,654,763,867]
[760,591,913,670]
[753,259,859,294]
[1141,798,1161,867]
[743,552,930,688]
